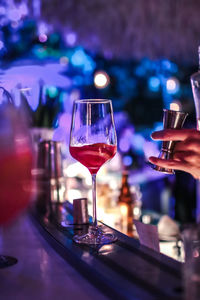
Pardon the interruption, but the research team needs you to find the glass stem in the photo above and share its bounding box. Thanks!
[92,174,97,227]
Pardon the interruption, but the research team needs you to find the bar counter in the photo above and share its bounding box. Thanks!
[0,207,183,300]
[0,214,107,300]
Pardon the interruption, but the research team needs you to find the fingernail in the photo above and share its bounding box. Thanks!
[151,132,156,139]
[148,156,156,162]
[151,132,161,140]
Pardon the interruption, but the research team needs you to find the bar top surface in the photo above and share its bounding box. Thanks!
[0,206,184,300]
[0,214,107,300]
[31,203,184,300]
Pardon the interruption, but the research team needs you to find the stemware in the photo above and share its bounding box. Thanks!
[69,99,117,245]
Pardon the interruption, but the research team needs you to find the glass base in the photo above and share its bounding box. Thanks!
[0,255,18,268]
[73,226,117,245]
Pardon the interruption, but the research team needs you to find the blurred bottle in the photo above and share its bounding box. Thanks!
[118,171,134,236]
[118,171,132,203]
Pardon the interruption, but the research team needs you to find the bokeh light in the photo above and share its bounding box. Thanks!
[123,155,133,167]
[170,101,182,111]
[119,138,131,153]
[94,71,110,89]
[39,34,48,43]
[65,32,77,46]
[148,76,160,92]
[59,56,69,65]
[166,77,180,94]
[47,86,58,98]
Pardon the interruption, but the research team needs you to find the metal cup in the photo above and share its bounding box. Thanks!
[153,109,188,174]
[73,198,89,225]
[37,140,63,179]
[35,140,65,217]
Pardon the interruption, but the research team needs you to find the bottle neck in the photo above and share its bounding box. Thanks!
[122,174,128,185]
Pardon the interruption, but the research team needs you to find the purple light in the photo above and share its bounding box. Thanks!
[38,22,48,35]
[52,112,72,141]
[103,50,113,60]
[143,141,159,160]
[59,113,72,129]
[0,7,6,15]
[33,0,41,17]
[11,21,20,29]
[8,9,21,22]
[39,34,48,43]
[119,138,131,153]
[131,134,145,154]
[65,32,77,46]
[19,3,28,16]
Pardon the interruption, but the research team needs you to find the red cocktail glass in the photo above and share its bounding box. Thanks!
[69,99,117,245]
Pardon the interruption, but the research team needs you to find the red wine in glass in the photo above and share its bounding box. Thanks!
[69,143,117,175]
[69,99,117,245]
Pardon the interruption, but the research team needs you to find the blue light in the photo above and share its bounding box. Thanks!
[47,86,58,98]
[148,76,160,92]
[161,59,178,73]
[162,60,172,71]
[71,49,84,66]
[123,155,133,167]
[0,40,4,50]
[59,91,69,103]
[135,65,146,77]
[74,75,84,85]
[153,122,163,132]
[84,60,96,73]
[71,48,96,73]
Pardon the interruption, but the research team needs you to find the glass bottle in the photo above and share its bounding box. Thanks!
[118,171,134,235]
[118,171,132,203]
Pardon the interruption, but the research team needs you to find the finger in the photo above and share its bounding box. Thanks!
[174,138,200,152]
[173,151,200,167]
[173,151,195,161]
[148,156,189,173]
[151,129,199,141]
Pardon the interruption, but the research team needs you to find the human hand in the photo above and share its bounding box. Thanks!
[149,129,200,179]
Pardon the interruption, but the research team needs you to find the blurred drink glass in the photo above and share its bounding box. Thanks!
[0,87,33,225]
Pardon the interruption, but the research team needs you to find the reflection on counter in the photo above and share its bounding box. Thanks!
[33,152,185,262]
[60,160,184,262]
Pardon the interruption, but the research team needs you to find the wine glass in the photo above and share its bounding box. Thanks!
[69,99,117,245]
[0,86,33,267]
